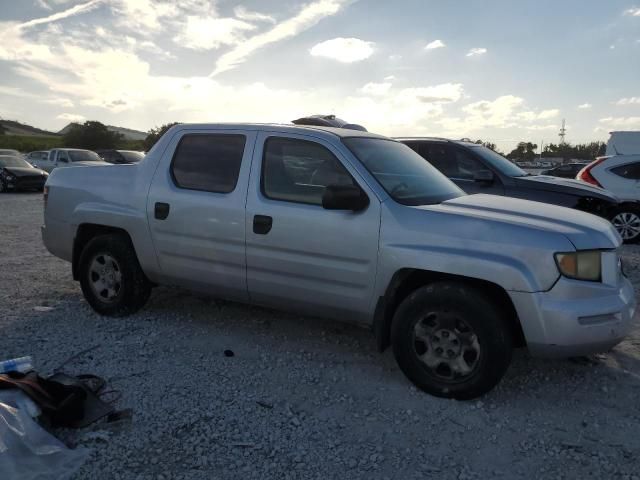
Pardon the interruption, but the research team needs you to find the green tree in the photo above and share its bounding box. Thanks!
[62,121,123,150]
[0,123,6,135]
[144,122,179,151]
[507,142,538,161]
[473,139,499,153]
[542,141,605,160]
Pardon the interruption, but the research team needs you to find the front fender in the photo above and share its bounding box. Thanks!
[378,243,550,295]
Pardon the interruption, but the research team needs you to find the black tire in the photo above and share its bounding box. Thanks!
[610,205,640,244]
[391,282,513,400]
[0,179,6,193]
[78,234,151,316]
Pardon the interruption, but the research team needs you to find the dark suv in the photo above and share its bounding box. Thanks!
[397,138,621,234]
[540,162,587,178]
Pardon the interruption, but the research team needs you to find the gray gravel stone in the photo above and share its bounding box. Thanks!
[2,193,640,480]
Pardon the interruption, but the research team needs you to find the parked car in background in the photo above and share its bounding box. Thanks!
[577,155,640,242]
[42,123,636,399]
[0,149,23,158]
[397,138,624,239]
[96,149,145,164]
[0,155,48,192]
[26,150,50,168]
[540,162,587,178]
[37,148,109,172]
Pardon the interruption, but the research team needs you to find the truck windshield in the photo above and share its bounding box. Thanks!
[343,138,464,206]
[68,150,102,162]
[470,145,528,177]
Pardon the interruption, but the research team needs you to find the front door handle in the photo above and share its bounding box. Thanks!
[155,202,170,220]
[253,215,272,234]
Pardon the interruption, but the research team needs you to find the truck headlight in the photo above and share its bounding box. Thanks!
[554,251,601,281]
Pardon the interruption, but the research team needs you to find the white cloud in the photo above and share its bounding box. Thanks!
[624,7,640,16]
[466,47,487,57]
[424,39,445,50]
[536,109,560,120]
[401,83,464,103]
[360,82,392,96]
[34,0,52,10]
[310,37,374,63]
[437,95,560,134]
[211,0,351,76]
[57,113,85,122]
[578,103,592,109]
[174,16,255,50]
[599,116,640,129]
[19,0,104,30]
[233,6,276,23]
[616,97,640,105]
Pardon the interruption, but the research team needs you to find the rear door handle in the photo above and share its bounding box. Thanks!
[253,215,272,234]
[154,202,170,220]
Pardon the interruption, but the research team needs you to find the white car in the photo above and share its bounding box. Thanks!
[37,148,109,172]
[578,154,640,242]
[606,131,640,156]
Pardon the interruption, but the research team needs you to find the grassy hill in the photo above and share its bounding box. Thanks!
[0,119,147,152]
[58,123,147,141]
[0,119,59,137]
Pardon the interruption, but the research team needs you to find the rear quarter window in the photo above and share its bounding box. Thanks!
[171,134,246,193]
[611,162,640,180]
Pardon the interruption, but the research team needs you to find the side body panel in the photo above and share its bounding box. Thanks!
[145,128,257,301]
[245,130,382,324]
[43,158,162,281]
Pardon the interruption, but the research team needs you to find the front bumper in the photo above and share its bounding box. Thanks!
[3,175,47,191]
[510,274,637,358]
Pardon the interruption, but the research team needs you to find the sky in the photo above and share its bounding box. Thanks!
[0,0,639,152]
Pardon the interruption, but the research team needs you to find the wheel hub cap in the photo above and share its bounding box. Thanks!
[612,212,640,240]
[413,312,481,382]
[89,254,122,302]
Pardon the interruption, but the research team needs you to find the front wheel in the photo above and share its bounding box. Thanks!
[0,179,6,193]
[78,234,151,316]
[391,282,513,400]
[611,206,640,244]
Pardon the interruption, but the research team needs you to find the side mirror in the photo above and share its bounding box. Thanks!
[322,184,369,211]
[473,170,494,184]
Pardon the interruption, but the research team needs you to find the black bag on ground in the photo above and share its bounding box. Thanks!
[0,371,87,427]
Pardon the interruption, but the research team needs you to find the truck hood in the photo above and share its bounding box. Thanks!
[428,194,620,250]
[514,175,618,202]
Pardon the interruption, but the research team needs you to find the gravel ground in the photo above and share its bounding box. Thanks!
[2,192,640,480]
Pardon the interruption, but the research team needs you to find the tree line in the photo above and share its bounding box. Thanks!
[0,120,610,161]
[500,141,606,162]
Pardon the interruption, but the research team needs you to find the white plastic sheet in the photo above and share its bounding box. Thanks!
[0,393,89,480]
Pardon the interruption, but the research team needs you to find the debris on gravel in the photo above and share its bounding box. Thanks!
[2,193,640,479]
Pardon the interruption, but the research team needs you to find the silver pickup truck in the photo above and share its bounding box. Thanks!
[42,124,637,399]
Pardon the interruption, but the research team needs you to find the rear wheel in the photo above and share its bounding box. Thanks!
[611,206,640,244]
[391,282,513,400]
[0,179,6,193]
[78,234,151,316]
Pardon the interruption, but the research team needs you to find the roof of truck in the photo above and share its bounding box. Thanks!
[171,123,391,140]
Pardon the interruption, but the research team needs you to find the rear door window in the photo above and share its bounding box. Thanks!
[171,134,246,193]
